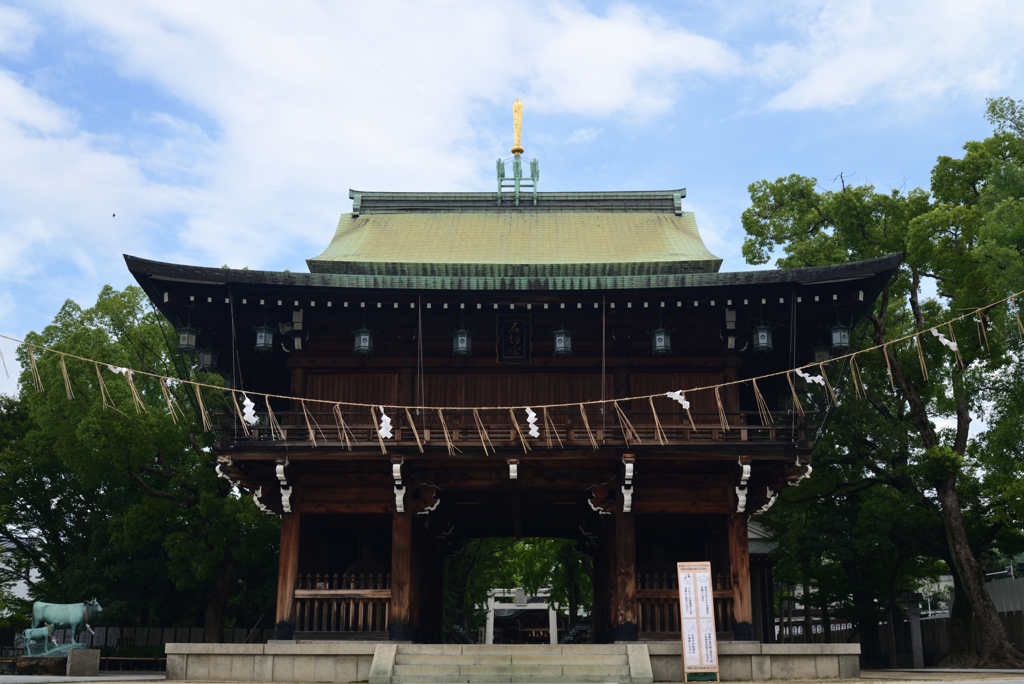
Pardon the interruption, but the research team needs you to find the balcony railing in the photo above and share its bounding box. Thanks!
[214,407,816,451]
[636,572,734,636]
[294,572,390,633]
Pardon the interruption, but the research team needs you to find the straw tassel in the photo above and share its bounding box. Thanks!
[194,383,212,432]
[509,408,530,454]
[370,406,387,455]
[405,408,424,453]
[1011,296,1024,339]
[266,397,284,441]
[882,344,895,390]
[302,401,326,445]
[579,404,599,450]
[95,363,116,410]
[27,344,43,392]
[714,387,729,432]
[123,370,147,414]
[59,355,74,401]
[648,397,667,445]
[818,363,838,406]
[848,357,866,401]
[786,372,806,416]
[542,407,563,449]
[914,334,929,381]
[437,409,456,456]
[613,401,641,445]
[975,315,990,352]
[160,378,182,423]
[231,392,250,437]
[0,344,8,380]
[472,409,493,455]
[947,322,964,369]
[752,379,772,427]
[333,405,355,450]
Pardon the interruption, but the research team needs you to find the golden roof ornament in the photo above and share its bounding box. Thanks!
[511,98,524,156]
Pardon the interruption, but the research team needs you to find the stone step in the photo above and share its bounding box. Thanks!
[395,654,628,666]
[393,664,631,677]
[391,677,622,684]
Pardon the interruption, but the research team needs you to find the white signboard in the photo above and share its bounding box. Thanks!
[678,561,719,681]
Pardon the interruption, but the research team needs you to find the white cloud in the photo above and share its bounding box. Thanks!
[568,127,602,143]
[760,0,1024,111]
[0,5,36,57]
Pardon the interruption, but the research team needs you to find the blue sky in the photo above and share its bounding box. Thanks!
[1,0,1023,394]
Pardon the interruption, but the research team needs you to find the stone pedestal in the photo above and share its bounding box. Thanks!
[66,648,100,676]
[16,656,67,676]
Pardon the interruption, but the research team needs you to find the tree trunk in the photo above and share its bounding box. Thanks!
[802,578,813,643]
[204,552,239,643]
[942,570,974,666]
[885,602,899,668]
[936,475,1024,667]
[566,543,577,630]
[820,589,832,644]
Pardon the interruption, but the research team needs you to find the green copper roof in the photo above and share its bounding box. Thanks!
[307,189,722,280]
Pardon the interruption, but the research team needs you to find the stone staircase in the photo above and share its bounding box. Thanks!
[369,643,653,684]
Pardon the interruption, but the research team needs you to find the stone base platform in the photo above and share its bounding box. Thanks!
[165,640,860,683]
[649,642,861,682]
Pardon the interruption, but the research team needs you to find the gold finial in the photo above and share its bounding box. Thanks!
[511,99,524,156]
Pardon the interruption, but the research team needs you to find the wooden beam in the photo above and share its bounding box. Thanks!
[294,589,390,599]
[614,505,637,628]
[297,502,394,514]
[390,508,413,629]
[275,512,301,626]
[729,513,753,634]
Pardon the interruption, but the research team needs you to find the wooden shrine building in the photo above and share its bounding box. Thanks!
[126,134,899,645]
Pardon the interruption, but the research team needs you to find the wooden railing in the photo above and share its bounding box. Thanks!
[217,407,816,450]
[636,572,735,635]
[294,572,390,633]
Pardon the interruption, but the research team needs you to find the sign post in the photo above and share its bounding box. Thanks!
[678,561,719,682]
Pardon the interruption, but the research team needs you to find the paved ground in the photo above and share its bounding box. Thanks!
[0,676,164,683]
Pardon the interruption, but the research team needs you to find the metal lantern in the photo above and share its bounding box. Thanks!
[254,323,275,354]
[176,324,199,354]
[650,326,673,356]
[552,325,574,357]
[198,347,218,371]
[451,324,474,357]
[752,322,774,353]
[353,325,375,356]
[829,321,851,354]
[812,345,831,364]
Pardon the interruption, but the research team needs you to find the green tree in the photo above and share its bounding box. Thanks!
[11,285,279,640]
[742,97,1024,667]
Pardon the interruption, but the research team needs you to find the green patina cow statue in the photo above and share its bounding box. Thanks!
[31,599,102,644]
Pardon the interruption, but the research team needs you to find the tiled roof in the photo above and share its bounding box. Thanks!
[307,189,722,279]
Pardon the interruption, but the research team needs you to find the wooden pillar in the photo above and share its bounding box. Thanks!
[390,509,416,640]
[613,505,637,639]
[275,512,301,635]
[729,512,753,640]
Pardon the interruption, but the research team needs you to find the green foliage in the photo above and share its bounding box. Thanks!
[1,285,279,635]
[746,97,1024,662]
[443,538,592,637]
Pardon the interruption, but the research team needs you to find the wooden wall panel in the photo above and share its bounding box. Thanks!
[630,373,723,424]
[306,374,400,406]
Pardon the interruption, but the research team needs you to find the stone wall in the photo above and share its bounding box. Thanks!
[646,641,860,682]
[165,642,376,682]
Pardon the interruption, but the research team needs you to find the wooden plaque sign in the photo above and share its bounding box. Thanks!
[496,314,531,364]
[677,561,719,682]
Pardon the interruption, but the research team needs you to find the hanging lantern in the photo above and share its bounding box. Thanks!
[176,324,199,354]
[352,325,375,356]
[450,324,474,357]
[752,322,774,353]
[829,321,851,354]
[254,323,275,354]
[551,325,574,357]
[812,345,831,364]
[650,325,673,356]
[198,347,218,371]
